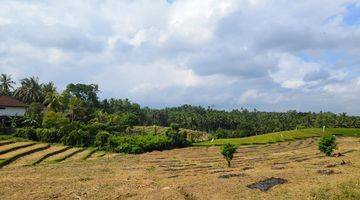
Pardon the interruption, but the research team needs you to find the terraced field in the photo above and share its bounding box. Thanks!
[196,128,360,146]
[0,137,359,199]
[0,141,107,169]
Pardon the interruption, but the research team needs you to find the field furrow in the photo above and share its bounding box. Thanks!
[0,144,50,169]
[0,142,36,154]
[11,145,68,167]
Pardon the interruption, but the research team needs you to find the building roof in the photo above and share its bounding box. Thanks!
[0,96,27,107]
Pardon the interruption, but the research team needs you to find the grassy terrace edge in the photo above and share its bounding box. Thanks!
[194,128,360,146]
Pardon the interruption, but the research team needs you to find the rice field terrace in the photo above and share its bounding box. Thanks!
[0,140,109,169]
[196,128,360,146]
[0,134,360,199]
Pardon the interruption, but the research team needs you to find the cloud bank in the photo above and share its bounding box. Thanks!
[0,0,360,114]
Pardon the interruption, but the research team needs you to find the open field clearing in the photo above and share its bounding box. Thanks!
[0,137,359,199]
[196,128,360,146]
[0,141,108,169]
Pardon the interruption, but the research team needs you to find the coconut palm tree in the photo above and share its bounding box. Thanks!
[67,97,86,121]
[14,76,42,104]
[43,92,63,112]
[0,74,15,95]
[41,82,56,96]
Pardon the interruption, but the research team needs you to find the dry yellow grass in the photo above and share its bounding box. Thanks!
[0,143,45,160]
[8,145,66,167]
[0,137,359,199]
[43,147,83,163]
[0,142,34,151]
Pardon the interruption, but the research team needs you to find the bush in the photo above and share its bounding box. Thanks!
[95,131,111,149]
[105,125,127,133]
[165,128,189,147]
[213,129,249,139]
[36,128,62,143]
[81,123,107,137]
[318,134,337,156]
[221,144,237,167]
[42,111,69,129]
[108,134,172,154]
[170,123,180,131]
[62,129,93,147]
[15,127,37,140]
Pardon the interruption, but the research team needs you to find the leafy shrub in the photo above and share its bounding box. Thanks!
[170,123,180,131]
[36,128,62,143]
[81,123,107,136]
[165,129,189,147]
[105,125,127,133]
[15,127,37,140]
[62,129,93,147]
[42,111,69,129]
[23,102,43,127]
[318,134,337,156]
[221,143,237,167]
[95,131,111,149]
[213,129,249,139]
[108,134,172,154]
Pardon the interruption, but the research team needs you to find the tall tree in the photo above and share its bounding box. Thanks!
[41,82,56,96]
[67,97,86,122]
[43,92,63,112]
[65,83,99,109]
[14,76,42,104]
[0,74,15,96]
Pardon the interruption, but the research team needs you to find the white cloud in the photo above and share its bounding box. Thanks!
[0,0,360,114]
[270,54,322,89]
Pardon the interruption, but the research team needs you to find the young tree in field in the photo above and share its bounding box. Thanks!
[221,144,237,167]
[0,74,15,95]
[318,135,337,156]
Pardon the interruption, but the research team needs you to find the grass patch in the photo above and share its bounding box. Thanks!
[51,148,85,163]
[82,148,98,160]
[0,145,50,169]
[311,180,360,200]
[195,128,360,146]
[0,135,30,142]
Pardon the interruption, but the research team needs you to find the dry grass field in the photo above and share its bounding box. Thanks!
[0,137,359,199]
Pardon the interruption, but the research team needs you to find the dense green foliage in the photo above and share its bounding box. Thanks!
[220,144,237,167]
[15,127,37,141]
[1,74,360,153]
[318,135,337,156]
[94,131,111,149]
[212,129,249,139]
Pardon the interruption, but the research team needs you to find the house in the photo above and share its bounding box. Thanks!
[0,96,27,117]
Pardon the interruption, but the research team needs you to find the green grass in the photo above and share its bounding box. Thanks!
[194,128,360,146]
[0,135,30,142]
[311,180,360,200]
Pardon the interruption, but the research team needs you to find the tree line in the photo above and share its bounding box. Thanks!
[1,74,360,138]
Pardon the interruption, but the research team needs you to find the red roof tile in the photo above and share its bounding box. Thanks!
[0,96,27,107]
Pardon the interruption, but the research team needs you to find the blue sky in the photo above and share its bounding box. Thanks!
[0,0,360,114]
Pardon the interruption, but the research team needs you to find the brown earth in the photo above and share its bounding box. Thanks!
[0,137,359,199]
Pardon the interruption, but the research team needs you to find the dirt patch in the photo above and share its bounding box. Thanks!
[271,165,286,170]
[218,173,246,179]
[247,177,287,191]
[178,186,197,200]
[341,149,358,155]
[242,166,254,171]
[332,152,344,157]
[317,169,339,175]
